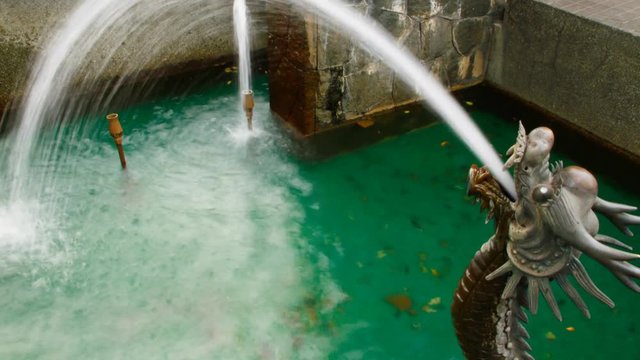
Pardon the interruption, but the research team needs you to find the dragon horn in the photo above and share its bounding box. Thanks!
[504,122,527,170]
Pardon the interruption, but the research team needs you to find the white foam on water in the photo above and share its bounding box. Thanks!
[0,201,68,276]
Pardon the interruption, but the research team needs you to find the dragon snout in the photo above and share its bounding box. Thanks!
[466,164,487,197]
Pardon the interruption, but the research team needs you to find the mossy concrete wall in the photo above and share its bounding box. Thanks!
[267,0,498,136]
[0,1,75,109]
[0,0,267,112]
[487,0,640,159]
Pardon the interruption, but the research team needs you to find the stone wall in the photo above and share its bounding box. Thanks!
[267,0,498,136]
[0,1,75,109]
[487,0,640,159]
[0,0,267,112]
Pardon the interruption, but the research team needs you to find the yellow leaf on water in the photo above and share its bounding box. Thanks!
[545,331,556,341]
[430,268,441,277]
[422,305,437,313]
[428,297,441,306]
[377,250,387,259]
[566,326,576,332]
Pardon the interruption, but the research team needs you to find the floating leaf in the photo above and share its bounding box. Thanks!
[385,294,412,312]
[377,250,387,259]
[428,297,442,306]
[566,326,576,332]
[545,331,557,341]
[356,119,375,128]
[422,304,437,313]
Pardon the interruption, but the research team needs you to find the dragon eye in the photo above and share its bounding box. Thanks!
[532,184,553,203]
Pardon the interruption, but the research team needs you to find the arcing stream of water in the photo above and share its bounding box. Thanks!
[3,0,514,206]
[0,0,514,356]
[233,0,252,94]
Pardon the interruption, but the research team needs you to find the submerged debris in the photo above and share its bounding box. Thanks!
[356,119,375,128]
[545,331,557,341]
[422,297,443,313]
[385,294,413,312]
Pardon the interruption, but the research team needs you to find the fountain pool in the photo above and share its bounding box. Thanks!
[0,75,639,359]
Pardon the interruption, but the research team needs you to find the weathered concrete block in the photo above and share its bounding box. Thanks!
[407,0,432,18]
[461,0,492,18]
[318,26,354,70]
[343,61,396,120]
[421,16,453,59]
[487,0,640,159]
[453,17,490,56]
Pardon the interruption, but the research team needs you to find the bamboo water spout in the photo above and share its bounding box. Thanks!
[242,90,254,130]
[106,113,127,169]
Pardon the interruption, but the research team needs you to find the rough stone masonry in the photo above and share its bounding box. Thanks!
[267,0,498,136]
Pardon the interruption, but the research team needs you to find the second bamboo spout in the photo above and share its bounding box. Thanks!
[242,90,255,130]
[106,113,127,169]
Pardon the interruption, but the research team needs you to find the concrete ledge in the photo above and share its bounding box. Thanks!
[487,0,640,159]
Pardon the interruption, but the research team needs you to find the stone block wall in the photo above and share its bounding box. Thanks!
[267,0,497,136]
[486,0,640,159]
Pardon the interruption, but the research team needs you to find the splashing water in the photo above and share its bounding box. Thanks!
[8,0,138,201]
[0,0,513,350]
[2,1,635,358]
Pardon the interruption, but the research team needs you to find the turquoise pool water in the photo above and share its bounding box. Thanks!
[0,76,638,359]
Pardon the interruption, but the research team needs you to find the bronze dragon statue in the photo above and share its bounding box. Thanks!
[452,123,640,359]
